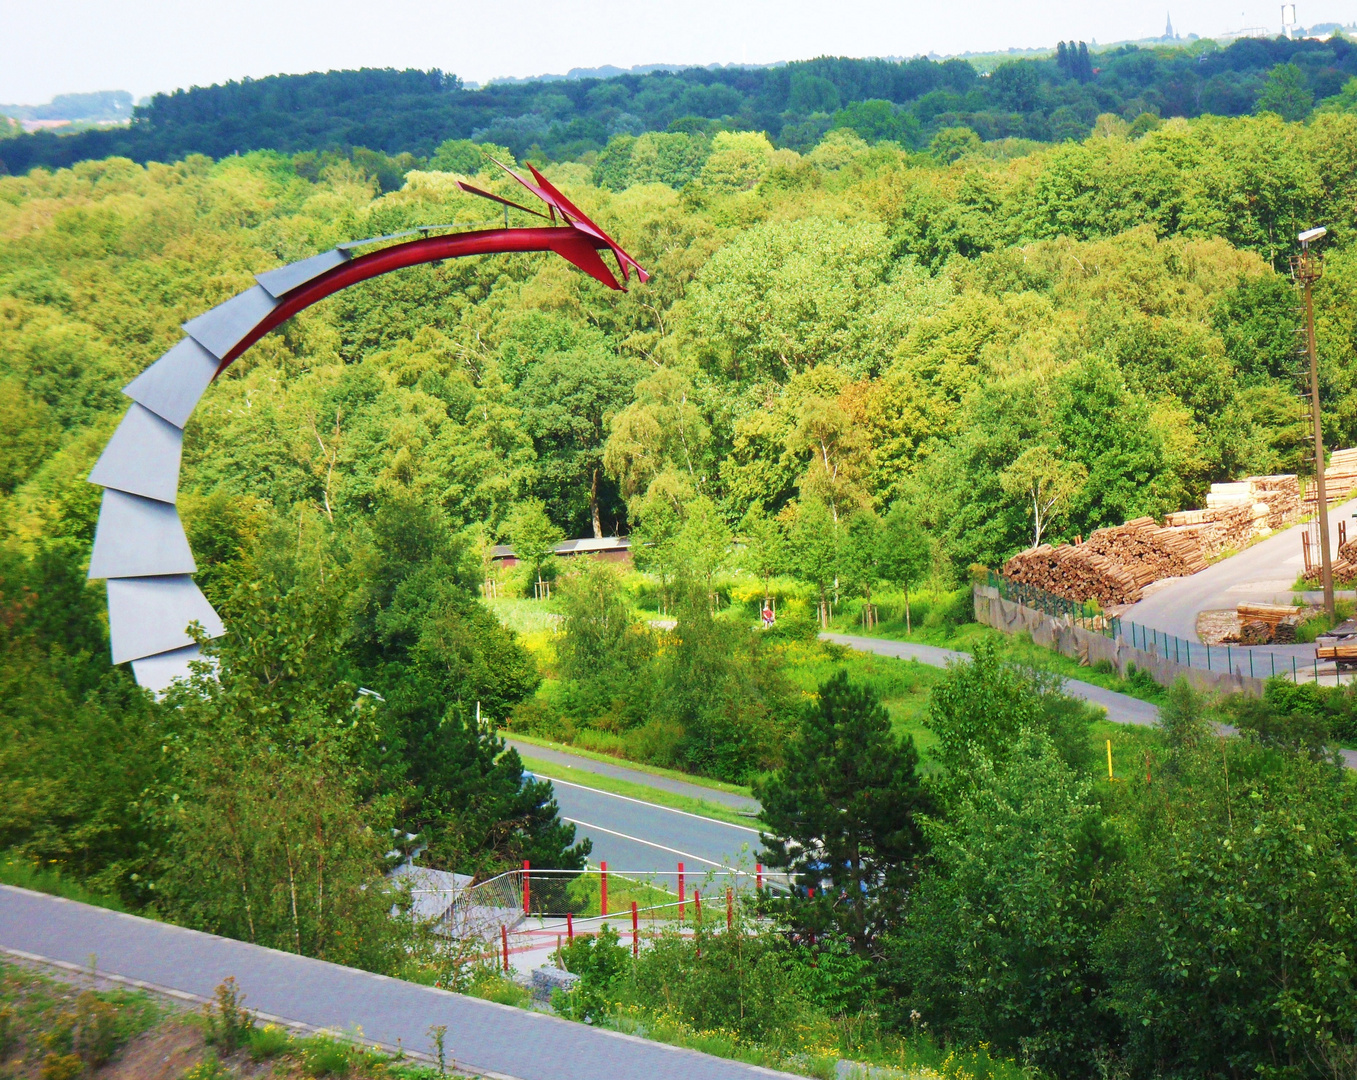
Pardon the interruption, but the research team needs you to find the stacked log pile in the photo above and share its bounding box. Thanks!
[1161,503,1256,559]
[997,460,1324,606]
[1246,474,1300,528]
[1002,519,1208,606]
[1304,448,1357,506]
[1083,518,1209,585]
[1311,536,1357,584]
[1002,544,1144,606]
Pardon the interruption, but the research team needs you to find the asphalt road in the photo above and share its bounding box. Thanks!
[0,887,798,1080]
[523,771,763,875]
[821,633,1161,726]
[1123,496,1357,643]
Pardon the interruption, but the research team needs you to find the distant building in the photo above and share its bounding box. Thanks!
[491,536,631,568]
[1164,12,1178,40]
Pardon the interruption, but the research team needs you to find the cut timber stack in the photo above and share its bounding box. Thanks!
[1245,474,1300,528]
[1202,476,1299,532]
[1236,603,1297,628]
[1002,544,1144,606]
[1161,503,1255,559]
[1002,518,1208,606]
[1305,449,1357,506]
[1083,517,1209,586]
[1333,536,1357,584]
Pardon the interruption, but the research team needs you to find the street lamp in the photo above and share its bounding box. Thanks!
[1294,227,1332,616]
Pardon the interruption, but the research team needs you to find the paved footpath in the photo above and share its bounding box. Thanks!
[0,886,796,1080]
[822,633,1161,726]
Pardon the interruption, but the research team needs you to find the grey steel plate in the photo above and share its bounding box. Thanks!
[107,575,225,665]
[254,250,349,298]
[88,489,196,580]
[337,229,420,251]
[131,644,204,694]
[182,285,279,360]
[122,337,220,428]
[87,403,183,504]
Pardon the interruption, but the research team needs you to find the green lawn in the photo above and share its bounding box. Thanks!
[506,731,754,798]
[518,753,758,827]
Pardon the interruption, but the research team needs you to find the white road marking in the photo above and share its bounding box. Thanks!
[560,817,752,869]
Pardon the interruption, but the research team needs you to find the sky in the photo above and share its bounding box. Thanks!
[1,0,1351,104]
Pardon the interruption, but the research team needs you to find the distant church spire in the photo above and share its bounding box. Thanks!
[1165,11,1176,39]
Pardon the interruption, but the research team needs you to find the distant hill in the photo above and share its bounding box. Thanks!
[0,36,1353,175]
[0,90,133,123]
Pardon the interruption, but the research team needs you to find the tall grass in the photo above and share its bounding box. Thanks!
[0,853,128,913]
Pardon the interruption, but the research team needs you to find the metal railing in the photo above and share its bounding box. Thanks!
[444,863,791,944]
[985,571,1347,686]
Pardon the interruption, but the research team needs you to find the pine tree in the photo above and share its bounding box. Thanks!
[756,670,930,952]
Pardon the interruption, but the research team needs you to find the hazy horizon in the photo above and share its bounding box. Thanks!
[3,0,1353,106]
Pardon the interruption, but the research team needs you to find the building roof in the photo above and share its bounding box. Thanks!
[491,536,630,559]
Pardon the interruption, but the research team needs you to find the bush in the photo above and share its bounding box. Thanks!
[557,924,633,1022]
[885,731,1119,1077]
[1123,662,1162,698]
[247,1024,293,1061]
[1264,677,1357,743]
[926,640,1098,785]
[201,978,253,1053]
[0,1004,14,1060]
[300,1035,354,1077]
[39,1053,83,1080]
[762,606,819,641]
[922,587,974,632]
[181,1051,230,1080]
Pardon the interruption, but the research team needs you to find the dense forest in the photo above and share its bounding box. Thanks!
[5,96,1357,1077]
[3,34,1357,173]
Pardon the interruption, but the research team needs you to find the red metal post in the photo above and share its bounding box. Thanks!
[756,863,762,891]
[501,924,509,972]
[600,861,608,917]
[566,911,574,941]
[522,859,530,916]
[677,862,685,921]
[631,901,639,957]
[694,888,701,922]
[808,887,815,899]
[727,887,733,931]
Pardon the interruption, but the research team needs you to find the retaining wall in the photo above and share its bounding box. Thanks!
[973,585,1266,698]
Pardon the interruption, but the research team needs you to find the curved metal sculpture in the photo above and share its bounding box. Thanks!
[86,163,648,693]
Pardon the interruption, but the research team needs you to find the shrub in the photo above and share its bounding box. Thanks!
[0,1004,14,1059]
[201,978,253,1054]
[885,731,1120,1076]
[300,1035,355,1077]
[922,587,974,632]
[182,1051,230,1080]
[38,1053,83,1080]
[557,924,632,1022]
[247,1023,293,1061]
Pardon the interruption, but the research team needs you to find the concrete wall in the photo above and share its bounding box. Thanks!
[973,585,1266,697]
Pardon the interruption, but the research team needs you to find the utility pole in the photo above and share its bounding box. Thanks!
[1294,227,1332,616]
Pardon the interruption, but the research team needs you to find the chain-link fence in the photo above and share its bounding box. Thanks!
[984,569,1113,633]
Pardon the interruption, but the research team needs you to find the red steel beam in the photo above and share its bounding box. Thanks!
[218,226,630,372]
